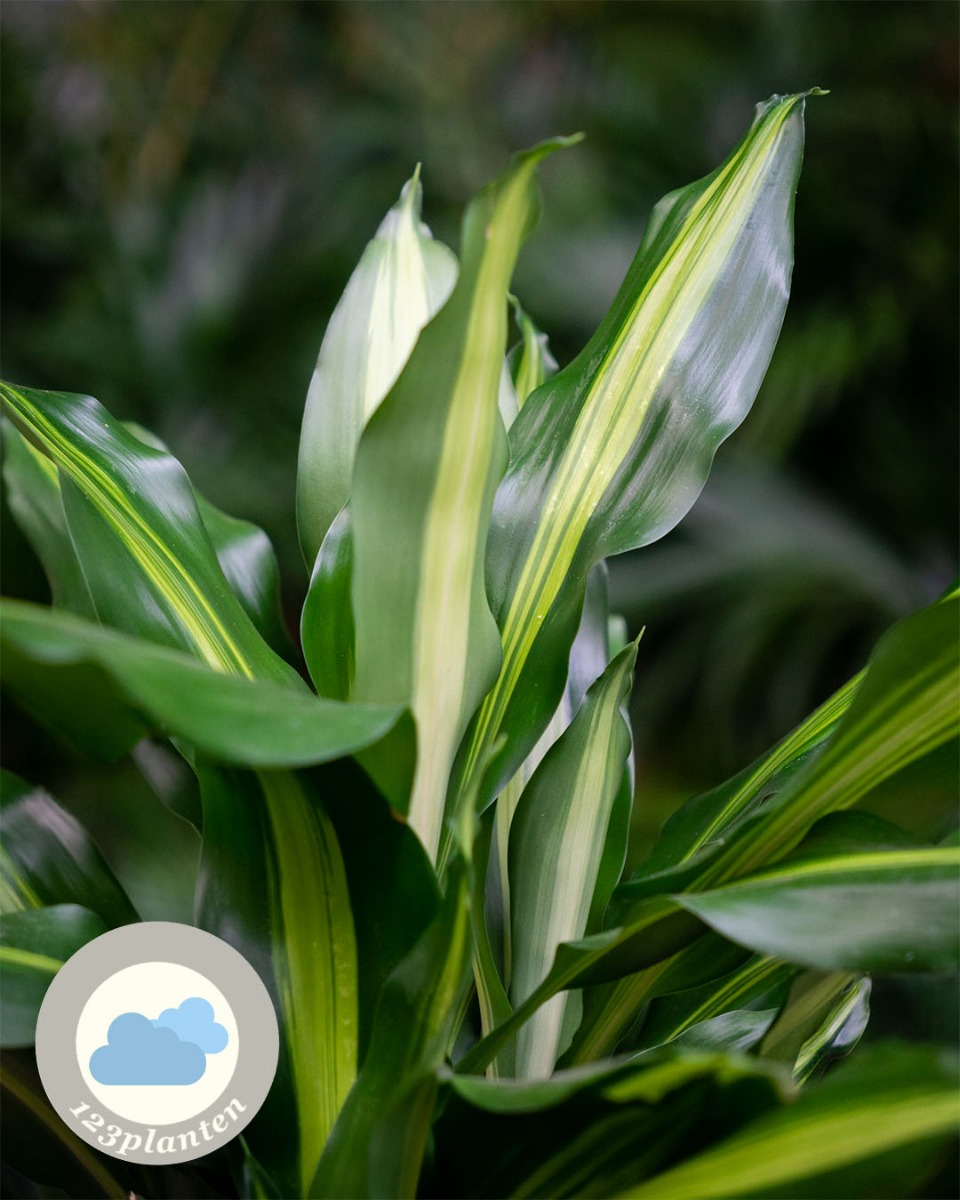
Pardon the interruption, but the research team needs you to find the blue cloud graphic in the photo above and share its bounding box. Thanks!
[153,996,228,1053]
[89,1012,206,1085]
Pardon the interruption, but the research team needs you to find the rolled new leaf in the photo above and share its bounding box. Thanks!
[456,91,821,813]
[297,169,458,567]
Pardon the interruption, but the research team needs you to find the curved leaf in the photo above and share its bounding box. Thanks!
[0,905,108,1047]
[297,169,458,566]
[0,600,401,767]
[0,771,137,927]
[196,766,356,1195]
[455,91,819,811]
[676,846,960,972]
[621,1043,959,1199]
[2,420,94,616]
[0,383,299,686]
[347,138,578,860]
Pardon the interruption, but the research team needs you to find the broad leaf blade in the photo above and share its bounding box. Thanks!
[509,640,637,1077]
[0,383,299,686]
[0,600,401,767]
[620,1043,959,1199]
[0,771,138,927]
[456,91,818,810]
[675,846,960,972]
[310,858,473,1197]
[196,766,357,1196]
[2,421,95,616]
[0,905,108,1047]
[348,138,577,860]
[297,170,458,566]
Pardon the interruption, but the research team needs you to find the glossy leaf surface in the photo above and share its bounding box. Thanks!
[0,905,107,1046]
[1,600,401,767]
[0,383,299,685]
[347,139,575,859]
[676,845,960,972]
[622,1043,959,1199]
[456,91,818,810]
[297,170,458,566]
[509,640,637,1077]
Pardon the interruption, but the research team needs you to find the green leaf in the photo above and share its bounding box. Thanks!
[455,92,819,813]
[432,1048,789,1199]
[0,383,299,686]
[509,640,637,1077]
[633,954,797,1055]
[0,771,138,926]
[462,591,957,1072]
[196,766,358,1196]
[1,1050,127,1198]
[760,970,870,1083]
[633,672,858,880]
[297,169,458,567]
[300,508,354,699]
[675,845,960,972]
[0,905,108,1047]
[310,858,474,1198]
[620,1043,959,1199]
[699,590,960,884]
[507,294,557,408]
[0,600,401,767]
[346,138,577,860]
[2,420,95,616]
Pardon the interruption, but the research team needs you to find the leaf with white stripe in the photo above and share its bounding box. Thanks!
[348,138,578,860]
[455,91,820,814]
[0,383,301,687]
[297,169,458,567]
[509,640,637,1077]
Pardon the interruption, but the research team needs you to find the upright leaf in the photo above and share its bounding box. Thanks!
[297,169,458,566]
[2,421,95,616]
[196,766,357,1196]
[509,640,637,1077]
[347,138,577,860]
[0,383,299,686]
[454,91,819,813]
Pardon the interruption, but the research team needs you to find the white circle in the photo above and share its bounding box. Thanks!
[75,961,239,1126]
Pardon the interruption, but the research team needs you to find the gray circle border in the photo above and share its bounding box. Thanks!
[35,922,279,1166]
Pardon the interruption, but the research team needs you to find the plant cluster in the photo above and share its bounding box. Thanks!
[1,91,957,1199]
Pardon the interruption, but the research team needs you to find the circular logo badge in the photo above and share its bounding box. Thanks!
[36,922,278,1165]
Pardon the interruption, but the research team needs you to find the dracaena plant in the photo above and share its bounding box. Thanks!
[1,91,957,1200]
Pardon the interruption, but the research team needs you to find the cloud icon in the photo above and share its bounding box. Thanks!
[89,1012,206,1085]
[154,996,228,1054]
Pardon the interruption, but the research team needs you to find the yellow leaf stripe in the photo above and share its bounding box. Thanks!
[459,95,806,798]
[261,771,358,1193]
[2,384,255,677]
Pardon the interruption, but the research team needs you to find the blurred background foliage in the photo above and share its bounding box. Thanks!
[2,0,957,940]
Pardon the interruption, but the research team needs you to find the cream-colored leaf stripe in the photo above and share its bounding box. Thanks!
[261,771,358,1194]
[512,647,635,1078]
[1,384,255,678]
[402,152,561,861]
[459,94,808,800]
[297,168,457,562]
